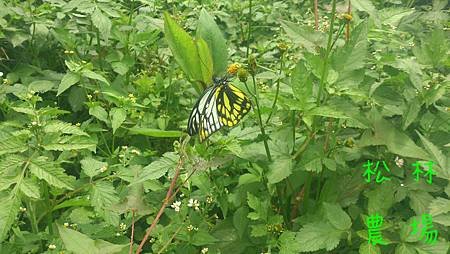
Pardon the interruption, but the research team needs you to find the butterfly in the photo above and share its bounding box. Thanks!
[187,77,251,142]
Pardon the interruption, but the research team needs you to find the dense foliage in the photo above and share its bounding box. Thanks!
[0,0,449,253]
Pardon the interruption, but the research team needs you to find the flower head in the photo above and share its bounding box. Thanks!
[171,200,181,212]
[187,198,200,211]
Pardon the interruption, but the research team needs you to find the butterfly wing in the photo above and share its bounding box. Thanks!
[187,86,213,136]
[216,83,251,127]
[198,85,224,142]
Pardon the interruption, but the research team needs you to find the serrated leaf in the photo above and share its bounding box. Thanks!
[0,195,20,241]
[279,231,302,254]
[57,72,80,96]
[414,241,450,254]
[295,221,343,252]
[291,60,313,109]
[90,181,119,225]
[0,154,25,173]
[323,202,352,230]
[250,224,267,237]
[20,178,40,199]
[42,135,97,152]
[82,70,110,85]
[247,192,268,221]
[192,231,219,246]
[89,106,109,123]
[409,190,433,215]
[43,121,88,136]
[267,156,292,184]
[29,157,74,190]
[80,157,107,178]
[196,9,228,76]
[110,107,126,134]
[359,242,381,254]
[0,131,27,156]
[367,181,395,216]
[28,80,55,93]
[0,176,18,191]
[58,225,127,254]
[429,197,450,217]
[280,21,326,52]
[92,8,111,41]
[133,152,179,184]
[417,132,448,174]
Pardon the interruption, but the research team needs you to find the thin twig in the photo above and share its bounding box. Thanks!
[346,0,351,41]
[135,137,189,253]
[128,210,135,254]
[314,0,319,30]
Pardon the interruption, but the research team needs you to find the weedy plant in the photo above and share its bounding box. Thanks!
[0,0,448,254]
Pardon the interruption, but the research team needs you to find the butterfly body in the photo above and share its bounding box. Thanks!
[187,77,251,142]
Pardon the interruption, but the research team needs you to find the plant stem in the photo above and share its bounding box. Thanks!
[265,52,284,124]
[246,0,252,58]
[314,0,319,30]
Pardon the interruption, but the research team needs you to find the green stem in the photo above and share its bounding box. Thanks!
[43,183,54,234]
[265,52,284,124]
[246,0,252,58]
[244,77,272,161]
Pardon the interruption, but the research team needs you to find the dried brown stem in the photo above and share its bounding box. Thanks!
[314,0,319,30]
[128,209,135,254]
[346,0,351,41]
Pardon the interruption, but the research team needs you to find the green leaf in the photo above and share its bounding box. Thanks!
[164,12,211,88]
[408,190,433,215]
[291,60,313,109]
[414,241,450,254]
[28,80,55,93]
[247,192,268,221]
[92,8,111,41]
[134,152,179,184]
[250,224,267,237]
[195,37,213,85]
[81,70,110,85]
[417,132,448,174]
[68,86,86,112]
[110,107,126,134]
[0,131,28,156]
[0,176,18,191]
[280,21,326,52]
[57,72,80,96]
[43,121,88,136]
[58,225,127,254]
[359,242,381,254]
[358,112,429,160]
[306,106,349,119]
[90,181,120,225]
[80,157,107,178]
[42,135,97,152]
[0,194,20,242]
[323,202,352,230]
[295,221,343,252]
[196,9,228,76]
[20,178,40,199]
[413,28,449,69]
[89,106,109,123]
[429,197,450,217]
[352,0,380,25]
[128,127,183,137]
[29,157,75,190]
[192,231,219,246]
[279,231,302,254]
[267,156,292,184]
[367,181,395,216]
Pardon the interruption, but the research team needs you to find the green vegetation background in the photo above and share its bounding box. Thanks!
[0,0,449,253]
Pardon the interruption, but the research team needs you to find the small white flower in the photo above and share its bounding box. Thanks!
[100,165,107,173]
[171,200,181,212]
[201,247,209,253]
[206,196,213,204]
[187,224,194,231]
[400,183,405,187]
[187,198,200,211]
[63,222,69,227]
[395,156,404,168]
[115,232,121,236]
[19,207,27,212]
[48,244,56,250]
[0,72,3,77]
[119,223,126,231]
[131,149,141,155]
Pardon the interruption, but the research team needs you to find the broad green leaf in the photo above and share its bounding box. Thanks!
[110,107,126,134]
[28,80,55,93]
[29,158,74,190]
[238,173,260,186]
[306,106,349,119]
[196,9,228,76]
[68,86,86,112]
[409,190,433,215]
[134,152,179,184]
[403,101,422,130]
[0,194,20,242]
[0,176,18,191]
[0,131,27,156]
[367,181,395,216]
[291,60,313,109]
[128,127,183,137]
[42,135,97,152]
[358,112,429,160]
[20,178,40,199]
[359,242,381,254]
[0,154,25,173]
[80,157,107,178]
[81,70,110,85]
[413,28,448,69]
[247,192,268,221]
[192,231,219,246]
[92,8,111,41]
[58,225,127,254]
[352,0,380,25]
[90,181,120,225]
[89,106,109,123]
[195,37,213,85]
[164,12,206,89]
[323,202,352,230]
[111,182,152,216]
[43,121,88,136]
[57,72,80,96]
[417,132,448,173]
[250,224,267,237]
[267,156,292,184]
[414,241,450,254]
[233,207,249,238]
[280,21,326,52]
[429,197,450,217]
[295,221,343,252]
[279,231,302,254]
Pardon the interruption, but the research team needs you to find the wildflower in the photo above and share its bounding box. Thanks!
[119,223,126,231]
[87,94,92,99]
[0,72,3,77]
[171,200,181,212]
[206,196,213,204]
[115,232,121,236]
[237,68,248,82]
[121,145,128,150]
[63,222,69,227]
[48,244,56,250]
[395,156,404,168]
[187,198,200,211]
[131,149,141,155]
[31,121,38,126]
[227,63,241,75]
[19,207,27,212]
[100,165,108,173]
[201,247,209,253]
[187,225,198,231]
[342,13,352,21]
[149,237,156,243]
[2,78,8,84]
